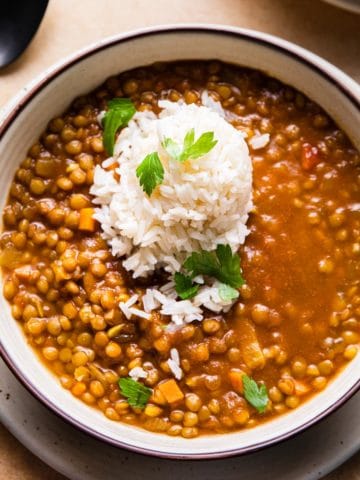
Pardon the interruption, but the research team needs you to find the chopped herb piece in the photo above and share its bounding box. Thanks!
[102,98,136,155]
[242,375,269,413]
[118,377,152,409]
[136,152,164,196]
[218,283,239,302]
[162,137,182,161]
[174,272,199,300]
[162,128,217,162]
[183,244,244,289]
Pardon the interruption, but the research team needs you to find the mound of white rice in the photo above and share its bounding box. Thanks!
[91,93,253,326]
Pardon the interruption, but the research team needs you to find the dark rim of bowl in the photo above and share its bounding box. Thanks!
[0,25,360,460]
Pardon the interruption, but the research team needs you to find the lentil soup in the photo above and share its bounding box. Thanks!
[1,61,359,439]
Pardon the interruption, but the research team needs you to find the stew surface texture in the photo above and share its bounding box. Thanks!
[1,61,360,438]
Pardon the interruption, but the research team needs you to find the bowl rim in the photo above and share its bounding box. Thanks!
[0,24,359,141]
[322,0,360,14]
[0,24,360,460]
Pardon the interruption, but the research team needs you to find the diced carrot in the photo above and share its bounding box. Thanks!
[79,208,97,232]
[158,379,184,404]
[228,369,246,393]
[301,143,320,171]
[150,387,167,406]
[294,379,311,396]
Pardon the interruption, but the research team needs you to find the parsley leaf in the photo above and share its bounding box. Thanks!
[183,128,195,151]
[174,272,199,300]
[118,377,152,409]
[185,130,217,160]
[162,128,217,162]
[242,375,269,413]
[162,137,182,160]
[218,283,239,302]
[183,244,244,289]
[136,152,164,196]
[102,98,136,155]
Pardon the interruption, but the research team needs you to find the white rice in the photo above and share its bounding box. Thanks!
[167,348,183,380]
[119,294,151,320]
[249,133,270,150]
[91,92,253,325]
[128,366,148,381]
[141,280,235,325]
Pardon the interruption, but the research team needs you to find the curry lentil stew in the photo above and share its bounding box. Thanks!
[1,61,360,438]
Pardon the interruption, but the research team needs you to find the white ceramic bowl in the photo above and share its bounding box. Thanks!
[0,25,360,459]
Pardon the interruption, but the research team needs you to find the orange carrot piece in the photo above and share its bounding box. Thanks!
[79,208,96,232]
[158,379,184,404]
[228,369,246,394]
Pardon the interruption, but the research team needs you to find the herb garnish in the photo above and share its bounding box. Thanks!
[242,375,269,413]
[118,377,152,409]
[136,152,165,196]
[174,244,244,301]
[183,244,244,289]
[162,128,217,162]
[102,98,136,155]
[135,128,217,196]
[218,283,239,302]
[174,272,200,300]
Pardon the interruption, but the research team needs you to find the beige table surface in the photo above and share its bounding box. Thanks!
[0,0,359,478]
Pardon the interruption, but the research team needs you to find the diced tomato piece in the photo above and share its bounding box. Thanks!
[301,143,320,171]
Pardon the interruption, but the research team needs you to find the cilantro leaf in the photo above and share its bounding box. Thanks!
[174,272,199,300]
[136,152,164,196]
[242,375,269,414]
[218,283,239,302]
[118,377,152,409]
[183,244,244,288]
[162,128,217,162]
[102,98,136,155]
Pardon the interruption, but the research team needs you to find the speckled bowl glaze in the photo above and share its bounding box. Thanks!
[0,25,359,459]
